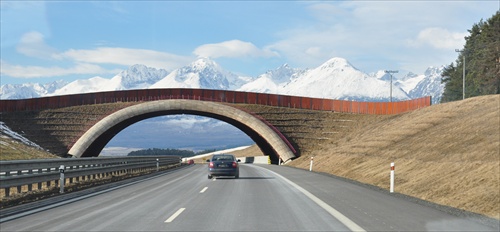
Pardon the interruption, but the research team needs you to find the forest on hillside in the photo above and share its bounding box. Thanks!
[441,11,499,102]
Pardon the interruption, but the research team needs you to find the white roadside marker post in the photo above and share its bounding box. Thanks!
[309,157,314,172]
[59,165,65,194]
[390,162,395,193]
[156,159,159,172]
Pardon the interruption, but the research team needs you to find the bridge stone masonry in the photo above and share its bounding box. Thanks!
[0,88,431,164]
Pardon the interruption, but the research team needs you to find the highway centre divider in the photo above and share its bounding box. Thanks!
[0,156,182,197]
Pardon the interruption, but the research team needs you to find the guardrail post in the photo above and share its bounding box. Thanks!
[0,156,183,197]
[59,165,65,194]
[28,170,33,192]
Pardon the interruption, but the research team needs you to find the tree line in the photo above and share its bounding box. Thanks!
[128,148,216,157]
[441,11,499,102]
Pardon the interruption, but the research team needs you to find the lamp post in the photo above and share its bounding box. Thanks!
[455,49,466,100]
[385,70,398,102]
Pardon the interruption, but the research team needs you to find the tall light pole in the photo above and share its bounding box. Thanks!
[455,49,466,100]
[385,70,398,102]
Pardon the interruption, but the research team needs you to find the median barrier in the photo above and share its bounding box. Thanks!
[0,156,181,197]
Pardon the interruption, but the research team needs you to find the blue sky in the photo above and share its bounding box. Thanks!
[1,1,499,85]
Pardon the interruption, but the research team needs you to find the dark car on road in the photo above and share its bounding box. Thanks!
[207,154,240,179]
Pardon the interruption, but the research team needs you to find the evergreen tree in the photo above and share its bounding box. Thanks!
[441,11,500,102]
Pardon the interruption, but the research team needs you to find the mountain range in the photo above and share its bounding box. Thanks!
[0,57,445,153]
[1,57,445,104]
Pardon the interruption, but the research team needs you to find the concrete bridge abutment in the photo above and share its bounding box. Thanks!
[68,100,296,163]
[1,89,431,162]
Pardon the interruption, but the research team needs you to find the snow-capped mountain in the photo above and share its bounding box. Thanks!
[48,65,169,96]
[150,57,251,90]
[277,58,410,101]
[1,57,444,103]
[0,80,68,99]
[239,64,305,93]
[394,71,423,93]
[120,64,169,89]
[382,67,444,104]
[407,66,445,103]
[50,76,124,96]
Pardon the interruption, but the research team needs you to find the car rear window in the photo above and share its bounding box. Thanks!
[213,155,234,161]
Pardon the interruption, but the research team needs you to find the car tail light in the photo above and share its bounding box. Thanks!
[209,162,214,168]
[232,161,238,168]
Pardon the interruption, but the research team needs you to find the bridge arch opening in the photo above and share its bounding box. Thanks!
[68,100,296,163]
[104,115,253,154]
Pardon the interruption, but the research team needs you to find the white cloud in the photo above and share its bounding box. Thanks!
[57,47,192,70]
[1,2,50,48]
[175,118,208,130]
[16,31,57,59]
[409,27,467,49]
[266,28,343,69]
[0,61,121,78]
[265,1,483,73]
[6,31,193,78]
[193,40,278,58]
[146,116,211,130]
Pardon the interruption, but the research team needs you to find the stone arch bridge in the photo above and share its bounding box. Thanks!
[0,89,431,164]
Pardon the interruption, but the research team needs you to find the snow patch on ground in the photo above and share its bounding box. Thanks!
[183,145,251,161]
[100,147,144,156]
[0,121,43,149]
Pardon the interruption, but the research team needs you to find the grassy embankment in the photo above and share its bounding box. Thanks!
[238,95,499,219]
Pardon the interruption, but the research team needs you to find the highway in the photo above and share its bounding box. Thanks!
[1,164,497,231]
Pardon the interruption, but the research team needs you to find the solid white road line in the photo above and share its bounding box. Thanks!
[261,167,366,232]
[200,187,208,193]
[165,208,185,223]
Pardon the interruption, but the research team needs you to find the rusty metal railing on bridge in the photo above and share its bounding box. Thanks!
[0,88,431,114]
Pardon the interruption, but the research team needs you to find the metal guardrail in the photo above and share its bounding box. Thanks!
[0,156,182,197]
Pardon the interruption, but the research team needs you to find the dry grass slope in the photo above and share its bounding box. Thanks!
[285,95,499,219]
[0,137,59,160]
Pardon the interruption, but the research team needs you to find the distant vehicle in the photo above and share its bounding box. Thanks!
[187,160,194,165]
[207,154,240,179]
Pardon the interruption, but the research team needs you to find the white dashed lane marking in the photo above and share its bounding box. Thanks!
[165,208,185,223]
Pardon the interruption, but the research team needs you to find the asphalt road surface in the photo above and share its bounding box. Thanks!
[1,164,497,231]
